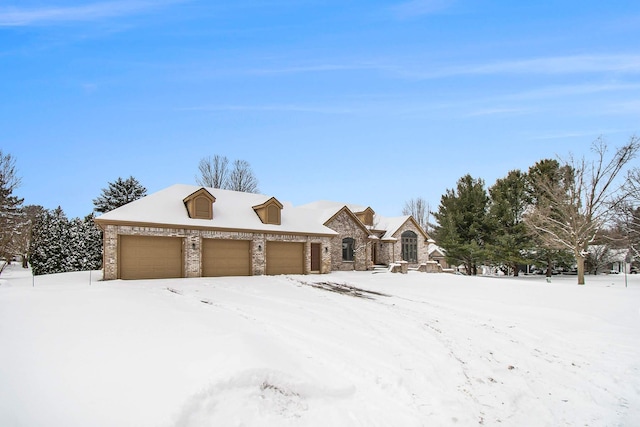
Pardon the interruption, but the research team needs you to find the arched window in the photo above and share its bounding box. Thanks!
[401,231,418,263]
[342,238,355,261]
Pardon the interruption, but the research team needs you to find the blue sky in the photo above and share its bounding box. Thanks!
[2,0,639,219]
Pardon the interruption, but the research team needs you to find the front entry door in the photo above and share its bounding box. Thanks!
[311,243,321,272]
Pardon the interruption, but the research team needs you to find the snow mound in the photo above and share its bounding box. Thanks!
[174,369,356,426]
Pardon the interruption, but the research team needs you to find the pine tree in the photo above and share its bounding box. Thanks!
[29,209,102,275]
[523,159,573,276]
[433,174,493,275]
[29,207,71,275]
[93,176,147,214]
[69,214,102,271]
[487,170,532,276]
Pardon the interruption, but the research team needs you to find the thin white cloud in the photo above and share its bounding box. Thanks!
[465,107,531,117]
[178,104,356,115]
[503,82,640,101]
[392,0,454,19]
[528,129,628,141]
[0,1,184,26]
[469,54,640,75]
[601,100,640,115]
[246,63,389,76]
[235,54,640,80]
[408,54,640,79]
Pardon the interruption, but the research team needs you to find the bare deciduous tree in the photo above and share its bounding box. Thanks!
[402,197,432,233]
[0,150,24,265]
[228,159,259,193]
[196,155,229,188]
[196,155,259,193]
[525,136,639,284]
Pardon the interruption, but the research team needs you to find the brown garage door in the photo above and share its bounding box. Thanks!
[119,235,183,280]
[202,239,251,277]
[266,241,304,275]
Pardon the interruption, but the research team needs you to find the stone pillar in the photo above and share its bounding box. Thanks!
[399,260,408,274]
[102,225,118,280]
[252,234,266,275]
[322,240,331,273]
[185,233,200,278]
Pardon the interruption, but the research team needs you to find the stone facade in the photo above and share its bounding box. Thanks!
[374,219,430,268]
[97,185,439,280]
[325,209,372,271]
[102,224,332,280]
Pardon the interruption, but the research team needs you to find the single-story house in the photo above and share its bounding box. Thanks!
[95,184,434,280]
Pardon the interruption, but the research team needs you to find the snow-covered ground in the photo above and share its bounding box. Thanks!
[1,264,639,426]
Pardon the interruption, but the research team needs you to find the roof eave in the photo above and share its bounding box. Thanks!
[93,218,338,237]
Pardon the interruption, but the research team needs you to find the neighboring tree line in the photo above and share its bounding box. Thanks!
[7,138,637,285]
[0,157,148,275]
[417,137,640,284]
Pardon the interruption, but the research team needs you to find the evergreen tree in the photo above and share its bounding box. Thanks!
[524,159,574,276]
[93,176,147,214]
[433,174,492,275]
[487,170,532,276]
[68,214,103,271]
[29,209,103,275]
[29,207,71,275]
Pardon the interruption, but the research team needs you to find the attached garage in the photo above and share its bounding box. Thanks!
[266,241,304,275]
[119,235,183,280]
[202,239,251,277]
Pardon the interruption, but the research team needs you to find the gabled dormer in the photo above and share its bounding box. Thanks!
[253,197,283,225]
[355,207,375,226]
[183,188,216,220]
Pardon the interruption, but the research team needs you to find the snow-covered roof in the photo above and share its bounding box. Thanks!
[95,184,337,236]
[297,200,371,224]
[428,243,445,256]
[299,200,369,213]
[95,184,432,240]
[375,215,412,240]
[296,200,431,241]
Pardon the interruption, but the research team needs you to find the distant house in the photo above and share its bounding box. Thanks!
[607,248,632,273]
[94,184,435,280]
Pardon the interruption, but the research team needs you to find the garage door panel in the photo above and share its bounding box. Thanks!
[119,235,183,280]
[266,242,304,275]
[202,239,251,277]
